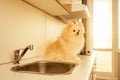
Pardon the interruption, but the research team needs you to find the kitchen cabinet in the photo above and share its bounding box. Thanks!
[22,0,90,23]
[22,0,70,16]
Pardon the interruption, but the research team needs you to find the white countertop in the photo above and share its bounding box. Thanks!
[0,53,96,80]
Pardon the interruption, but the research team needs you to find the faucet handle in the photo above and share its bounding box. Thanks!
[13,50,20,64]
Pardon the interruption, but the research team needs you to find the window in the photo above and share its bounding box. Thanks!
[93,0,112,49]
[93,0,116,77]
[95,51,112,73]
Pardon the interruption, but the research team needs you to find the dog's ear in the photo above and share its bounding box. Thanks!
[77,22,83,26]
[77,22,85,33]
[67,21,74,29]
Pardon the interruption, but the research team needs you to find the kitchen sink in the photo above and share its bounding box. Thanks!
[11,60,79,75]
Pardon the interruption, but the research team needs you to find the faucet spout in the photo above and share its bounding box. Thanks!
[14,44,33,64]
[20,45,33,58]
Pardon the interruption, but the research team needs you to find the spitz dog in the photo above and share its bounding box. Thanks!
[43,22,85,62]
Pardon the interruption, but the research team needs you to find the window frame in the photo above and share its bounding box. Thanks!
[87,0,118,79]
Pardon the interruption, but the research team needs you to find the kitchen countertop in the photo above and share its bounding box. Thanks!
[0,53,96,80]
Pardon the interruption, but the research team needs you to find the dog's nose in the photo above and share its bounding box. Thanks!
[77,32,79,35]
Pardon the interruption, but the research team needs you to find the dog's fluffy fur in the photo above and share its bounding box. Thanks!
[43,22,85,62]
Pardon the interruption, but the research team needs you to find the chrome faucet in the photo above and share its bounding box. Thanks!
[13,44,33,64]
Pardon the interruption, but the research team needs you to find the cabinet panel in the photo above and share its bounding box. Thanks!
[23,0,70,15]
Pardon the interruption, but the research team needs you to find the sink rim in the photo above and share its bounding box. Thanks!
[11,60,80,75]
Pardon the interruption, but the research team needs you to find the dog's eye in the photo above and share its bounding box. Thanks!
[73,30,75,32]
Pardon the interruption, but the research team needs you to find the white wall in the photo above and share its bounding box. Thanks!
[45,15,65,44]
[0,0,65,64]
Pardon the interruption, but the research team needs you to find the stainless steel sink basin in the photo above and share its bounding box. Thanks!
[11,60,79,75]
